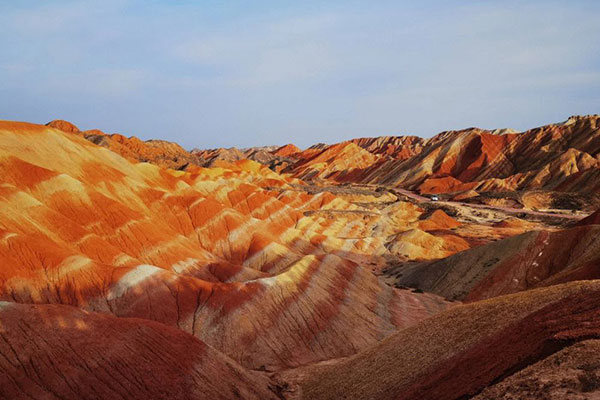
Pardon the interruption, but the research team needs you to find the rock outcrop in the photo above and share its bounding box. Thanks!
[273,143,301,157]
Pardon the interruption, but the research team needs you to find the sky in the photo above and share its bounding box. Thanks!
[1,1,599,149]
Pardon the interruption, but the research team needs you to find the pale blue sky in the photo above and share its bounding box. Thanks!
[1,1,599,148]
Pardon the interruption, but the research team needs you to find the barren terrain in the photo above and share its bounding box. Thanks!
[0,116,599,399]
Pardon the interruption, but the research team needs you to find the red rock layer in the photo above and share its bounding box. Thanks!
[387,223,600,302]
[46,119,200,170]
[0,301,279,400]
[281,115,600,197]
[578,208,600,226]
[0,120,452,372]
[273,143,301,157]
[281,281,600,400]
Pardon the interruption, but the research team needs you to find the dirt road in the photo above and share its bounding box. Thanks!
[392,188,584,221]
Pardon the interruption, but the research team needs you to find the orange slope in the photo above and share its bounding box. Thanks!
[0,120,452,371]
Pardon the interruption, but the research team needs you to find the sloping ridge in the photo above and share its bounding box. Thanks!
[47,119,200,170]
[578,208,600,226]
[283,142,381,181]
[279,115,600,198]
[0,120,451,376]
[0,301,280,400]
[280,280,600,400]
[386,222,600,301]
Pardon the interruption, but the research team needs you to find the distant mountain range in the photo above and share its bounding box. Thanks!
[48,114,600,210]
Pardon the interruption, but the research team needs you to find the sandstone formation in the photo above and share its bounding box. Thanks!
[2,115,598,399]
[283,142,379,181]
[0,302,280,400]
[46,119,200,170]
[349,135,425,160]
[192,147,248,166]
[0,120,453,377]
[385,222,600,301]
[278,115,600,210]
[273,143,301,157]
[279,281,600,400]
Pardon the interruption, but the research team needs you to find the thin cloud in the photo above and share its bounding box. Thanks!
[0,1,598,148]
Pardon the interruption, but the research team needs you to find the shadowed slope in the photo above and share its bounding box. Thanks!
[578,208,600,226]
[280,280,600,400]
[385,223,600,301]
[0,301,280,400]
[474,339,600,399]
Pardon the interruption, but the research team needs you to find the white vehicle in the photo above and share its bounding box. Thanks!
[430,195,439,201]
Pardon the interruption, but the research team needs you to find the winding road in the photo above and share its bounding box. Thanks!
[392,188,585,221]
